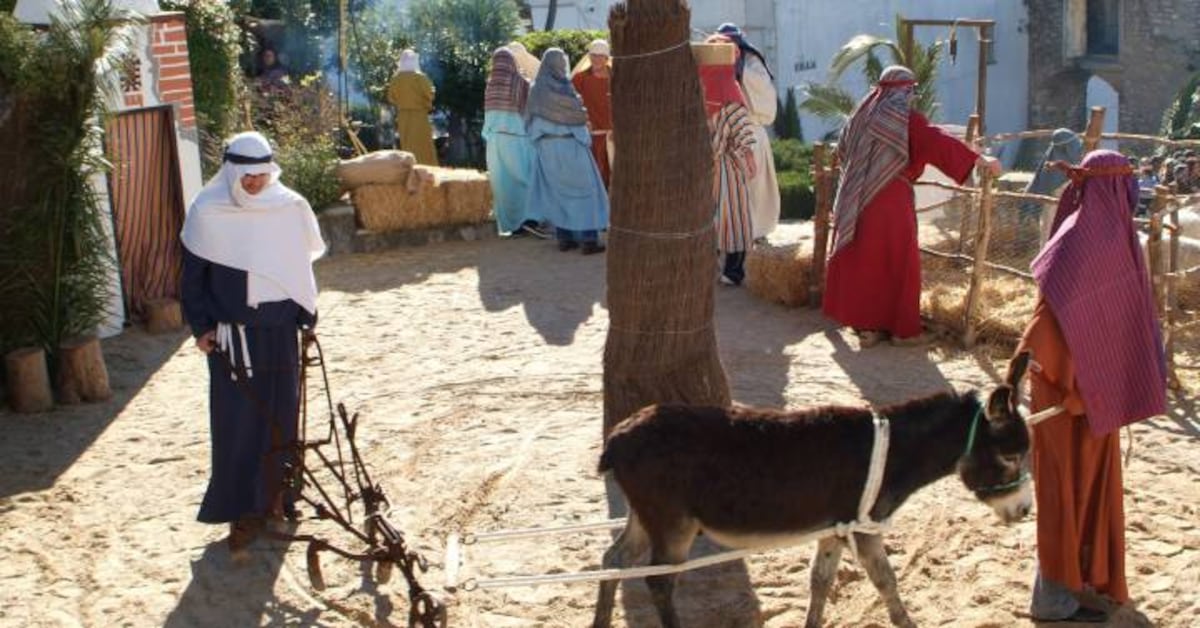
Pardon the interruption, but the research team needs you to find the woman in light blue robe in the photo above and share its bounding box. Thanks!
[525,48,610,254]
[483,47,542,236]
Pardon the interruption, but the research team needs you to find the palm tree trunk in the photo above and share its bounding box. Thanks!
[603,0,730,438]
[543,0,557,30]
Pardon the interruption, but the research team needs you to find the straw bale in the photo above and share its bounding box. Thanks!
[429,167,493,225]
[350,166,492,233]
[745,226,814,307]
[337,150,417,189]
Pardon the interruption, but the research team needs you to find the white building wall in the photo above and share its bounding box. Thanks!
[530,0,1029,157]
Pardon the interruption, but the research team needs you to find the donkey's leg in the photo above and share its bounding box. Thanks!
[854,532,915,628]
[645,518,699,628]
[592,513,651,628]
[805,535,845,628]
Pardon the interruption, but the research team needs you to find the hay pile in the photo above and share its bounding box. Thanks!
[338,151,492,232]
[745,223,815,307]
[921,253,1037,348]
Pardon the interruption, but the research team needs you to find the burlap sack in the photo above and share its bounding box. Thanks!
[336,150,417,189]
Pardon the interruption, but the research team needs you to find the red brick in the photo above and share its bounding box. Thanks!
[151,44,178,56]
[157,54,189,66]
[163,29,187,43]
[159,64,191,79]
[157,78,193,94]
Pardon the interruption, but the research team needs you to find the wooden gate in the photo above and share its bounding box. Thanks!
[106,107,185,321]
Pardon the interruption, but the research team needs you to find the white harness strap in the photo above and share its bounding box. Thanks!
[835,410,891,562]
[216,322,253,380]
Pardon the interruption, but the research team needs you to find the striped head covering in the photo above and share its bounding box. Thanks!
[525,48,588,127]
[830,65,916,255]
[484,47,529,114]
[1032,149,1167,435]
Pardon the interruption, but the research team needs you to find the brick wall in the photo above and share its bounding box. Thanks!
[1026,0,1200,134]
[149,13,195,129]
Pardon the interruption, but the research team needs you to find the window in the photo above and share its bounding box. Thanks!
[1086,0,1119,56]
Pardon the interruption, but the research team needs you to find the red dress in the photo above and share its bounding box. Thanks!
[822,112,977,338]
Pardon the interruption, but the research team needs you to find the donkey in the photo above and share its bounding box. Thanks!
[592,352,1032,628]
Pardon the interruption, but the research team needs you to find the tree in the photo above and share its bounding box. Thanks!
[1160,74,1200,140]
[407,0,520,166]
[773,87,803,141]
[799,14,944,134]
[0,0,134,355]
[603,0,730,438]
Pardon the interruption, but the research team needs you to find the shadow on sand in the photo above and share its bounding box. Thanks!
[476,237,606,347]
[0,328,186,499]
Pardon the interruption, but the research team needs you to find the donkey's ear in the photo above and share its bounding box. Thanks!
[1006,351,1031,389]
[986,386,1012,422]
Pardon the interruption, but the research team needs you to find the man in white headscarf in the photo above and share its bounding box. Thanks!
[387,49,439,165]
[180,131,326,558]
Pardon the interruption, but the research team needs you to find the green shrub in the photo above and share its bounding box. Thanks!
[777,170,816,221]
[515,29,608,67]
[264,78,343,210]
[771,138,813,174]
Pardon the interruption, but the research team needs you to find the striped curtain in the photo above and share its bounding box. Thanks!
[106,108,185,321]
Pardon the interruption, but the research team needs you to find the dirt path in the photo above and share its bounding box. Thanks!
[1,236,1196,627]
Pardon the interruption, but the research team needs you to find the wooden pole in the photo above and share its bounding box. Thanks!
[4,347,54,413]
[1167,201,1181,390]
[1083,106,1106,152]
[902,19,915,66]
[56,334,112,405]
[958,114,982,254]
[810,143,830,306]
[1147,188,1166,319]
[962,167,995,347]
[975,35,989,136]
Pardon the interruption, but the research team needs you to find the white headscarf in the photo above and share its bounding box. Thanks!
[398,49,421,73]
[181,131,326,314]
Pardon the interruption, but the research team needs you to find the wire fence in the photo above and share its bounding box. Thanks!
[809,107,1199,392]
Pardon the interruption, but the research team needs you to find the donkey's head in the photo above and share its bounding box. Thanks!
[957,351,1033,524]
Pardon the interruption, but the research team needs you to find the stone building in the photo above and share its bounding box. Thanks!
[1026,0,1200,134]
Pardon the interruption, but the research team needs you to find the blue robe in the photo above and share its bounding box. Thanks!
[526,116,609,233]
[181,247,315,523]
[483,110,540,234]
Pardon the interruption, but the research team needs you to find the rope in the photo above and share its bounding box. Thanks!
[611,39,691,60]
[453,411,895,591]
[607,221,715,240]
[607,322,714,336]
[838,412,891,561]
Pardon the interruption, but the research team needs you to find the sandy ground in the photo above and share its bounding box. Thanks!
[1,234,1198,628]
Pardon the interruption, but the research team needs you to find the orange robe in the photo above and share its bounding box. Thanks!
[1018,299,1129,604]
[571,70,612,188]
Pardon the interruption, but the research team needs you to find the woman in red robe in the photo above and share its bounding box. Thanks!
[822,65,998,346]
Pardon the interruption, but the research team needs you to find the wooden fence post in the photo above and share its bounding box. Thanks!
[962,167,996,347]
[958,114,982,253]
[1148,188,1166,319]
[1083,106,1106,152]
[809,143,830,306]
[1167,200,1181,390]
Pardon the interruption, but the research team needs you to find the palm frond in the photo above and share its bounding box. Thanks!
[798,82,855,125]
[830,34,903,81]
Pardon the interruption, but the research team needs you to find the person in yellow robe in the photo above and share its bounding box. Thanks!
[386,49,439,165]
